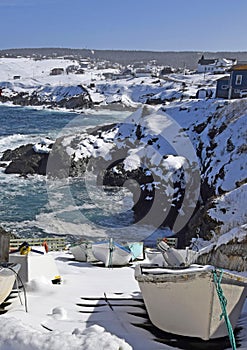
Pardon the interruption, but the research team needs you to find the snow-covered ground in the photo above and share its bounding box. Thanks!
[0,57,247,349]
[1,250,247,350]
[0,56,246,237]
[0,56,220,108]
[0,57,246,242]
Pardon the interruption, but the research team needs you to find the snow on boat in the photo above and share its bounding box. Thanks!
[135,264,247,340]
[92,239,132,267]
[0,263,20,304]
[9,242,60,283]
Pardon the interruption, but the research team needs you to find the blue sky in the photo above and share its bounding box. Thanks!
[0,0,246,52]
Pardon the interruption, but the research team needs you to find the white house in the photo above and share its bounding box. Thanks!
[134,67,153,78]
[197,55,236,74]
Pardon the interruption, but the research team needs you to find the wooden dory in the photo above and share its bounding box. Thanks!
[135,264,247,340]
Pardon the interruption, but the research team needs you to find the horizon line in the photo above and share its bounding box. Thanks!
[0,47,247,54]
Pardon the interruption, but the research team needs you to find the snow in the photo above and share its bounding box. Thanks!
[2,250,246,350]
[123,154,141,171]
[208,184,247,234]
[0,317,131,350]
[0,57,221,110]
[215,224,247,248]
[0,57,247,348]
[2,251,137,350]
[191,224,247,261]
[33,138,54,154]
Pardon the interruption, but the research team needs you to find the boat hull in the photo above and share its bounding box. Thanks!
[70,243,98,263]
[70,244,87,262]
[0,263,20,304]
[135,264,247,340]
[92,242,132,267]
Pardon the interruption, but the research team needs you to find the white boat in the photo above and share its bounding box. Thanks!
[0,263,20,305]
[144,248,164,265]
[92,239,132,267]
[144,241,198,267]
[157,240,199,266]
[70,242,97,262]
[125,241,144,261]
[135,264,247,340]
[70,244,87,262]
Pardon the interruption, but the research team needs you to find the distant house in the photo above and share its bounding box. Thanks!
[75,68,85,75]
[197,55,236,74]
[132,61,146,69]
[79,60,90,69]
[50,68,64,76]
[215,63,247,99]
[13,75,21,80]
[102,72,113,80]
[159,66,175,76]
[65,65,78,74]
[214,58,237,74]
[111,68,133,80]
[215,75,230,98]
[134,68,152,78]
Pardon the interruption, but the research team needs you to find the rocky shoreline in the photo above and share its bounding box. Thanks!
[1,99,246,271]
[0,85,94,110]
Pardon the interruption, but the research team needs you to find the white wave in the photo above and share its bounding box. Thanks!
[0,171,45,186]
[34,211,108,239]
[0,133,44,153]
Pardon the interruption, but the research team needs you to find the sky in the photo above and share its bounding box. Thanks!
[0,0,247,52]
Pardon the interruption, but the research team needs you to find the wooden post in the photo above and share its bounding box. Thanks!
[0,233,10,262]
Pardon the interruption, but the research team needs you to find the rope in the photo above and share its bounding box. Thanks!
[212,269,236,350]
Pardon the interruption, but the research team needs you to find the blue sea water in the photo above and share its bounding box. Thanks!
[0,105,160,243]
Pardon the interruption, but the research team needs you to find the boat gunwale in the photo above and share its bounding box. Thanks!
[135,264,247,286]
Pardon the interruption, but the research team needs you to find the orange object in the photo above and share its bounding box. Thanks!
[43,241,49,253]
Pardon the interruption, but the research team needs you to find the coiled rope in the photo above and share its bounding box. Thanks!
[212,269,236,350]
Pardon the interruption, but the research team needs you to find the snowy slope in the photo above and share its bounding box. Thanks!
[1,57,246,246]
[0,57,221,108]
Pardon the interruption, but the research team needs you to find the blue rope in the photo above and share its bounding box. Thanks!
[212,269,237,350]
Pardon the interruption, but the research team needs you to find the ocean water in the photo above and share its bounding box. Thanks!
[0,105,162,243]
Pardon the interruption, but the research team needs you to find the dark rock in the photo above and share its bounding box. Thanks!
[57,92,93,109]
[185,201,221,246]
[0,86,93,110]
[1,144,49,176]
[0,225,18,239]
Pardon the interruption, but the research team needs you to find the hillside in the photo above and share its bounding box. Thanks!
[1,48,247,69]
[0,56,246,271]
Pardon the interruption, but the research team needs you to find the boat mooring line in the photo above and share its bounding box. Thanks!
[212,269,237,350]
